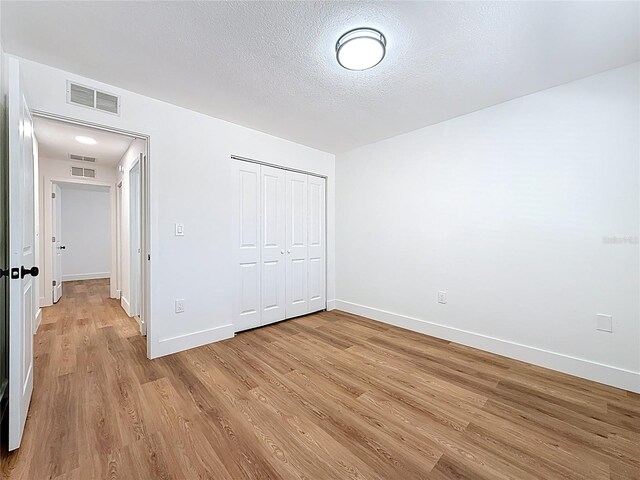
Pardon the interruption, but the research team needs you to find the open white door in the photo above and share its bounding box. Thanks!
[129,158,143,333]
[7,56,37,451]
[52,184,63,303]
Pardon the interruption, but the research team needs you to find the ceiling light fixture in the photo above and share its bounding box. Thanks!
[336,28,386,71]
[75,135,97,145]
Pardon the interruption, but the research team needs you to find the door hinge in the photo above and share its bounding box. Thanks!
[52,280,57,286]
[52,192,56,199]
[52,236,56,242]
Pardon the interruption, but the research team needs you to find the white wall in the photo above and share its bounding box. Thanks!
[19,57,336,358]
[59,185,111,281]
[117,139,145,316]
[38,157,117,306]
[336,63,640,392]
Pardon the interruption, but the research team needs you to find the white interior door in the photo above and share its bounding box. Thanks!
[233,160,261,331]
[116,182,122,298]
[129,160,141,320]
[7,56,36,451]
[52,184,63,303]
[285,171,309,318]
[307,175,326,314]
[260,165,286,326]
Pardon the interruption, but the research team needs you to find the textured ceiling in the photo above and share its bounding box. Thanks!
[34,116,135,167]
[3,1,639,153]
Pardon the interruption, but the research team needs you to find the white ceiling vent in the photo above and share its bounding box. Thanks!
[67,81,120,115]
[69,154,96,163]
[70,166,97,178]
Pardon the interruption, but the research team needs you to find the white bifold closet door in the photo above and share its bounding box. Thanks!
[233,161,261,332]
[306,174,326,314]
[284,171,309,318]
[233,160,325,331]
[261,165,287,325]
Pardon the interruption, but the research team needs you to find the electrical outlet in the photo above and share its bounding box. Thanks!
[175,299,185,313]
[596,314,612,332]
[438,291,447,304]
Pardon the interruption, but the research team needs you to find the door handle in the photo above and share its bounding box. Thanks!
[59,245,66,250]
[21,266,39,278]
[280,250,285,254]
[0,268,21,279]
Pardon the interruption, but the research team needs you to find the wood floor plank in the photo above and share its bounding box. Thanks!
[1,279,638,479]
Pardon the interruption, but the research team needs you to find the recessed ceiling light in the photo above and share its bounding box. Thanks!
[336,28,386,71]
[75,135,96,145]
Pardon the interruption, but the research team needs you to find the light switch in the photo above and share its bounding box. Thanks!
[175,299,185,313]
[175,223,184,236]
[596,314,612,333]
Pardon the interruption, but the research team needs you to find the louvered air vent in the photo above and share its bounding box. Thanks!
[67,81,120,115]
[70,166,97,178]
[96,91,119,114]
[69,154,96,163]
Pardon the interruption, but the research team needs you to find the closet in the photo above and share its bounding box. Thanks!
[232,158,326,332]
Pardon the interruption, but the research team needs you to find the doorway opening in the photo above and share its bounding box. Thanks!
[32,115,149,335]
[50,181,111,304]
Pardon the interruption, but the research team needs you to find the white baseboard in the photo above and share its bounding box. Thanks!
[334,300,640,394]
[327,299,336,311]
[62,272,110,282]
[40,296,51,308]
[121,296,131,317]
[153,324,235,358]
[34,308,42,333]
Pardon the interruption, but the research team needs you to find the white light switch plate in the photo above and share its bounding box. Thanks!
[175,223,184,236]
[438,291,447,304]
[175,299,185,313]
[596,314,612,332]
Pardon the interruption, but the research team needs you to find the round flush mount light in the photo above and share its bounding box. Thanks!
[336,28,386,71]
[75,135,97,145]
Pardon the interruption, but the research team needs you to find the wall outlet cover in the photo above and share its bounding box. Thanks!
[438,291,447,304]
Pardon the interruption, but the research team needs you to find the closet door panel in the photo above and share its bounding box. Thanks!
[260,165,286,325]
[233,160,261,331]
[307,176,326,313]
[285,171,309,318]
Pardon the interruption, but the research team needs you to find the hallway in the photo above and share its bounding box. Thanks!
[1,280,144,478]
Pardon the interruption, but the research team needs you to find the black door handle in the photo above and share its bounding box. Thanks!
[60,246,66,250]
[21,266,39,278]
[0,268,9,279]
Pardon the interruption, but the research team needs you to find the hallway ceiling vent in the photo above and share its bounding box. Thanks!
[67,81,120,115]
[69,154,96,163]
[70,166,97,178]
